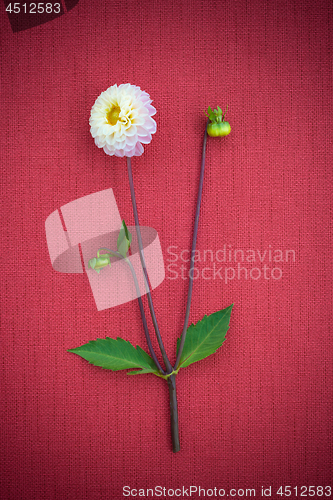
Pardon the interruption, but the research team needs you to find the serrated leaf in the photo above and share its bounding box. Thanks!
[117,220,132,258]
[127,346,159,375]
[177,304,233,369]
[128,368,157,376]
[68,337,159,376]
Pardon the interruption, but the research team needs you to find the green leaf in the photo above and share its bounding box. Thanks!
[176,304,233,369]
[127,346,159,375]
[68,337,160,376]
[117,220,132,258]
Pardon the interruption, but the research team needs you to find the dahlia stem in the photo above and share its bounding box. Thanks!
[167,374,180,453]
[174,119,209,370]
[126,157,173,374]
[97,248,165,375]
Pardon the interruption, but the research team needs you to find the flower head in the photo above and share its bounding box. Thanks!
[90,84,157,157]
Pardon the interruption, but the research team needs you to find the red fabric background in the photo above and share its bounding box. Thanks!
[1,0,332,498]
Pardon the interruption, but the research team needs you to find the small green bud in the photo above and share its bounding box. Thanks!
[88,255,111,273]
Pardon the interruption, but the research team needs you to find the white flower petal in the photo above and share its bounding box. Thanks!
[95,136,105,148]
[134,142,144,156]
[124,134,138,146]
[137,133,152,144]
[124,125,137,137]
[146,104,156,116]
[104,144,114,155]
[145,117,157,133]
[102,124,111,135]
[132,116,145,126]
[114,149,125,157]
[105,134,115,146]
[124,145,136,156]
[135,125,148,136]
[115,140,126,149]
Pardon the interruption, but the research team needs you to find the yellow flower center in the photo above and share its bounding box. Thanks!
[106,105,121,126]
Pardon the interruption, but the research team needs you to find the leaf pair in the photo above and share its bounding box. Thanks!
[68,305,233,377]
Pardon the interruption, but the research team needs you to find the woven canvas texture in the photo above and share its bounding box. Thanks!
[1,0,332,498]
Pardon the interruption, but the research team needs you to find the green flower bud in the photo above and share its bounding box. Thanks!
[205,105,231,137]
[88,254,111,274]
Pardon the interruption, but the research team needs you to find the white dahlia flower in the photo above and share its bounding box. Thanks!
[89,84,157,157]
